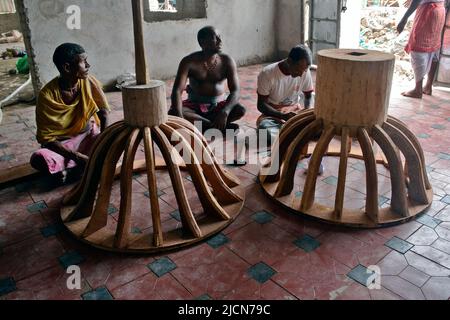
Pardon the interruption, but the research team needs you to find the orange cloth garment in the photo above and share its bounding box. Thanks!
[36,75,110,145]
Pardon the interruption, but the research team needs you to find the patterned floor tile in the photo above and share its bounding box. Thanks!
[40,223,64,238]
[1,64,450,300]
[207,233,230,249]
[422,277,450,300]
[251,210,274,224]
[26,201,48,213]
[381,276,425,300]
[148,257,177,277]
[399,266,430,287]
[415,214,442,229]
[294,235,321,253]
[347,265,376,288]
[0,278,16,297]
[195,294,212,300]
[385,237,414,254]
[82,287,114,300]
[58,251,86,269]
[247,262,277,284]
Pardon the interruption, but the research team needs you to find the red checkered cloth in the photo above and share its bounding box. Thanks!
[405,1,446,53]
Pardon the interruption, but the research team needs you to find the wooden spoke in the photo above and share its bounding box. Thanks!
[383,122,429,204]
[372,125,409,217]
[357,128,379,222]
[114,129,142,249]
[152,126,202,238]
[334,127,350,219]
[261,114,316,183]
[274,119,323,197]
[64,123,127,222]
[168,116,240,188]
[160,124,231,220]
[387,116,431,189]
[143,127,164,247]
[300,126,335,211]
[282,108,315,133]
[166,121,243,204]
[63,122,125,206]
[82,128,130,237]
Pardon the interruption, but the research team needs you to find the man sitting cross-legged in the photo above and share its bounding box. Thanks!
[30,43,110,183]
[169,26,246,133]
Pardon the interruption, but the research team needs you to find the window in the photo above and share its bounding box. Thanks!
[144,0,206,22]
[0,0,16,14]
[149,0,177,12]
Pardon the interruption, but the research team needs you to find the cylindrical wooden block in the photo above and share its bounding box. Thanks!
[315,49,395,132]
[122,80,168,127]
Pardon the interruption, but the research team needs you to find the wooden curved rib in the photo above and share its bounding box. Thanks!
[274,119,323,197]
[143,127,163,247]
[300,126,335,211]
[382,122,429,204]
[357,128,379,222]
[166,121,243,204]
[387,116,431,189]
[114,128,142,249]
[82,128,131,237]
[168,116,239,188]
[152,126,202,238]
[64,123,127,222]
[261,114,316,184]
[372,125,409,217]
[334,127,350,219]
[282,108,315,133]
[63,121,125,206]
[160,123,231,220]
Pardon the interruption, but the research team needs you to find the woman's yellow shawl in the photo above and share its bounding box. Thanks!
[36,75,110,144]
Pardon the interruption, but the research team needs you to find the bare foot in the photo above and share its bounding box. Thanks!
[423,87,432,95]
[401,90,422,99]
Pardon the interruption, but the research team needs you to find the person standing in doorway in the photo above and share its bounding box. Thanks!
[397,0,447,98]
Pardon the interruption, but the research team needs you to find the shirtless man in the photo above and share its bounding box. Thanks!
[169,26,246,132]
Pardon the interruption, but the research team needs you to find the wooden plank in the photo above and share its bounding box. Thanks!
[0,164,37,185]
[357,128,379,223]
[83,128,130,237]
[300,126,335,211]
[372,125,409,217]
[334,127,350,219]
[114,128,142,249]
[152,126,202,238]
[143,127,164,247]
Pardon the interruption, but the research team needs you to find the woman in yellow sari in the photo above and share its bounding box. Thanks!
[30,43,110,181]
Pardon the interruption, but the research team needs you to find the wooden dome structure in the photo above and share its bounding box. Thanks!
[259,49,433,228]
[60,0,245,253]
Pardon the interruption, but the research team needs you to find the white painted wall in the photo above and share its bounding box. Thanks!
[276,0,303,57]
[23,0,277,88]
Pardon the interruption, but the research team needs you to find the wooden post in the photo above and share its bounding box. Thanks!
[124,0,168,128]
[131,0,150,85]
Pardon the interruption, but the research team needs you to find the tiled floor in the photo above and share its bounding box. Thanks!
[1,64,450,300]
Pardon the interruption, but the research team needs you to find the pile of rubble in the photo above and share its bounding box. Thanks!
[360,7,414,80]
